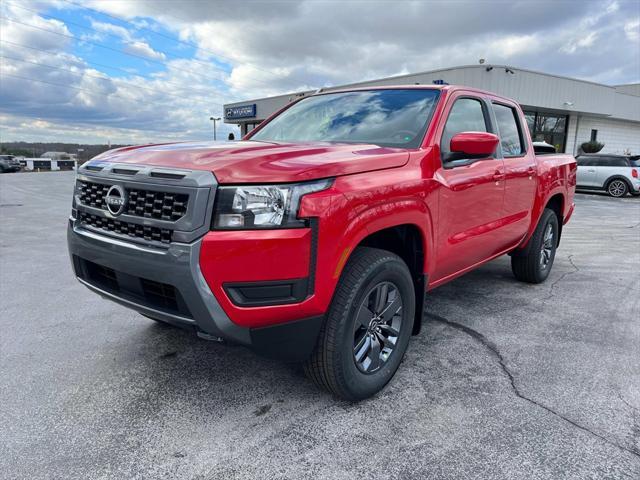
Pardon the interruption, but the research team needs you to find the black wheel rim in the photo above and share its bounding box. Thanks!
[353,281,403,374]
[540,222,555,269]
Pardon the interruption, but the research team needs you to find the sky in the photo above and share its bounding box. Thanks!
[0,0,639,145]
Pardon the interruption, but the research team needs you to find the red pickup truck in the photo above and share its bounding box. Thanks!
[68,85,576,400]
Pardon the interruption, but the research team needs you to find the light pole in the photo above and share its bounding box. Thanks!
[209,117,221,141]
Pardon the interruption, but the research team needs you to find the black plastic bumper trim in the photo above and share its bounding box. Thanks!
[249,315,324,362]
[224,278,309,307]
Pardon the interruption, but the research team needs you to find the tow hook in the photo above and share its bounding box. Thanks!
[196,331,225,343]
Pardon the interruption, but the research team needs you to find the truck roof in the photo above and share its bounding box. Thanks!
[314,84,514,103]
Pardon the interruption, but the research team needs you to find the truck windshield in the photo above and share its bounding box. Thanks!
[249,89,440,149]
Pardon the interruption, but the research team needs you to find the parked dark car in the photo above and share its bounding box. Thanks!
[0,155,22,173]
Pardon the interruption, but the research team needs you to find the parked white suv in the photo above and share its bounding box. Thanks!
[576,154,640,197]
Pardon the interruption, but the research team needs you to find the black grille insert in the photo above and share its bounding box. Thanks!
[85,261,119,292]
[141,278,178,311]
[78,180,189,221]
[79,211,172,244]
[73,257,192,319]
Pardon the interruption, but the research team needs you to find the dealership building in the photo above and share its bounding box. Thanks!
[223,64,640,155]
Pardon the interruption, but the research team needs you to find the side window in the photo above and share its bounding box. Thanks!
[611,157,628,167]
[578,156,600,166]
[441,98,488,155]
[493,103,525,157]
[594,157,611,167]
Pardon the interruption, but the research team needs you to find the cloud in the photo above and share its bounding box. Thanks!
[625,19,640,42]
[89,19,166,61]
[0,0,638,144]
[89,19,133,41]
[122,40,166,61]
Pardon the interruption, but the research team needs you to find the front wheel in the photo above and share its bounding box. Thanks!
[304,247,415,401]
[511,208,559,283]
[607,179,628,197]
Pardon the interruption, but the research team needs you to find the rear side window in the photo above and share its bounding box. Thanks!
[592,156,628,167]
[577,156,598,166]
[609,157,629,167]
[493,103,525,156]
[441,98,488,155]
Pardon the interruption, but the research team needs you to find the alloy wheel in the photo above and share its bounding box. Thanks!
[608,180,626,197]
[353,281,403,374]
[540,223,554,269]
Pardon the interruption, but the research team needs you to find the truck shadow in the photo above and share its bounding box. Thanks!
[112,256,520,417]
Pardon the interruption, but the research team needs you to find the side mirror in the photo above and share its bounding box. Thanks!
[450,131,499,157]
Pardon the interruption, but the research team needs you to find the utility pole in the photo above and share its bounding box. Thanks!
[209,117,221,141]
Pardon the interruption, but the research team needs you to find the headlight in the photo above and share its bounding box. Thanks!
[213,179,332,229]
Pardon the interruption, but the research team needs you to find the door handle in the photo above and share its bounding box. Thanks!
[527,167,536,175]
[587,169,596,173]
[492,170,505,182]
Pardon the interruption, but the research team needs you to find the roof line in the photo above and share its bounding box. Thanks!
[225,64,633,107]
[330,64,625,90]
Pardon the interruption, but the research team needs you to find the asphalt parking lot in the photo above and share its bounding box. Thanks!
[1,171,639,480]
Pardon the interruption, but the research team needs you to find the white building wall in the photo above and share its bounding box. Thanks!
[566,115,640,155]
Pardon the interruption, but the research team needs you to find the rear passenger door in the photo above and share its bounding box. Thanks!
[492,101,537,244]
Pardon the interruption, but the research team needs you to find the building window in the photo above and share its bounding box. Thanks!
[523,111,569,153]
[590,129,598,141]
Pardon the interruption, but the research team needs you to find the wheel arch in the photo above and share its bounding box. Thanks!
[356,223,427,335]
[514,191,565,255]
[545,193,564,245]
[604,175,632,193]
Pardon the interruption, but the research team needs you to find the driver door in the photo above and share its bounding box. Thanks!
[432,95,506,281]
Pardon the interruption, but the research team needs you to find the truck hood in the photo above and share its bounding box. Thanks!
[89,140,410,183]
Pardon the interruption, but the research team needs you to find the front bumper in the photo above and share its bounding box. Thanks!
[68,222,323,360]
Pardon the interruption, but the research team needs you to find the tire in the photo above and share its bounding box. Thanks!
[304,247,415,401]
[511,208,559,284]
[607,178,628,197]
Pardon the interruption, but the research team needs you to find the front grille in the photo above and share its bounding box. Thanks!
[78,181,189,221]
[79,211,172,244]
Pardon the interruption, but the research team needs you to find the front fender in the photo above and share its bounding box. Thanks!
[313,168,436,284]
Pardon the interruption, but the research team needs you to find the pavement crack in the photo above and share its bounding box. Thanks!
[545,254,579,300]
[618,394,640,413]
[427,312,640,459]
[618,392,640,452]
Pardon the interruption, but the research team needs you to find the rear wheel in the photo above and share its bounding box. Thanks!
[607,179,628,197]
[304,247,415,401]
[511,208,559,283]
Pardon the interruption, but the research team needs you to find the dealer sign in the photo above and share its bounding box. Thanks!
[225,104,257,119]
